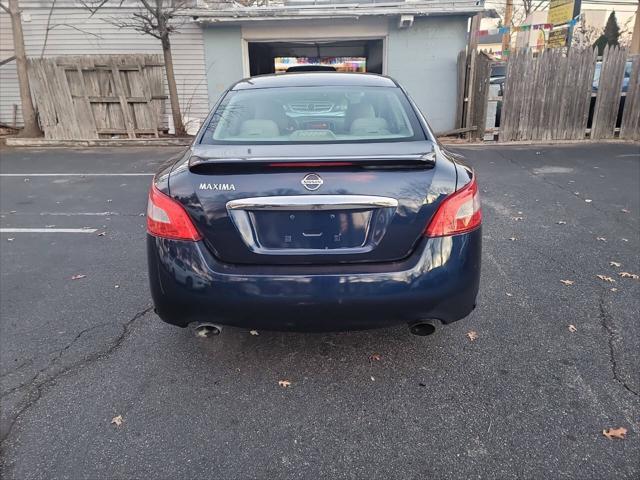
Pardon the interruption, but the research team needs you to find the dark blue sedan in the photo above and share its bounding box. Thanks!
[147,73,481,336]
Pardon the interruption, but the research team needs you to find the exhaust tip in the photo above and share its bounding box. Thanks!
[409,321,437,336]
[194,323,222,338]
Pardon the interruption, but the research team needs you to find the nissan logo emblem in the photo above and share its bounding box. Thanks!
[301,173,323,191]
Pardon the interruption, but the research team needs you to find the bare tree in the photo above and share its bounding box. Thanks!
[1,0,42,137]
[521,0,534,17]
[572,14,602,49]
[81,0,187,136]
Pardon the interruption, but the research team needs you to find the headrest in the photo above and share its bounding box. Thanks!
[348,102,375,119]
[239,119,280,138]
[350,117,390,135]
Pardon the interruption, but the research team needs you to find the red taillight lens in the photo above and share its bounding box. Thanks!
[425,175,482,237]
[147,184,202,241]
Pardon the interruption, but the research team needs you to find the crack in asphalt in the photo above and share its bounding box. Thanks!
[0,321,113,400]
[0,306,153,447]
[598,295,639,398]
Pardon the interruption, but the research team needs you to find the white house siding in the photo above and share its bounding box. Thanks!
[0,1,209,133]
[1,11,21,127]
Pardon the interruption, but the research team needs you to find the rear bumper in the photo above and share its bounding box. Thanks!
[147,228,481,331]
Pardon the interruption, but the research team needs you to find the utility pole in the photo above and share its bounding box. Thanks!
[502,0,514,57]
[631,0,640,54]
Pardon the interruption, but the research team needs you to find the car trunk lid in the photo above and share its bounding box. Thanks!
[175,142,449,265]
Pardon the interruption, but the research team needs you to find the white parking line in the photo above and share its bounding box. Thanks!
[0,173,153,177]
[1,212,118,216]
[0,228,98,233]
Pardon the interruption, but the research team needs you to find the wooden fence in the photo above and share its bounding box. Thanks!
[459,46,640,142]
[28,55,167,140]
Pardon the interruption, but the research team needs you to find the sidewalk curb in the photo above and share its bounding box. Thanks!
[440,139,640,147]
[4,138,193,147]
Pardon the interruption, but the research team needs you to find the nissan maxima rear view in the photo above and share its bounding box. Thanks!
[146,72,481,336]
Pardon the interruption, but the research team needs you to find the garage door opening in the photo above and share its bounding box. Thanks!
[248,39,384,76]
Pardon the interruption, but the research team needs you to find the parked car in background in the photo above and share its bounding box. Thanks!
[489,64,507,96]
[146,73,482,337]
[588,60,633,130]
[286,65,337,72]
[592,60,633,92]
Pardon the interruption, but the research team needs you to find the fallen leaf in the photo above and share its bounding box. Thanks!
[509,237,517,241]
[369,353,382,362]
[568,325,577,333]
[585,199,592,203]
[249,330,259,336]
[370,376,375,381]
[596,237,607,242]
[610,288,618,292]
[556,220,567,225]
[506,292,513,297]
[466,331,479,342]
[602,427,627,440]
[621,208,629,213]
[71,274,86,280]
[609,261,621,267]
[596,275,616,283]
[111,415,123,427]
[560,280,574,286]
[619,272,639,280]
[278,380,291,388]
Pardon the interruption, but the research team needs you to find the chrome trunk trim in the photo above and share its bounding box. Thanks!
[226,195,398,211]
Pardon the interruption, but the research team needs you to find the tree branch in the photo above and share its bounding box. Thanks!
[49,23,103,39]
[41,0,57,57]
[0,2,9,14]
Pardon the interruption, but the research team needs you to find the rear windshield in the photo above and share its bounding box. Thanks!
[200,85,425,145]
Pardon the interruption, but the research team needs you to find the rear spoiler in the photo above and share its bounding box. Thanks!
[189,152,436,172]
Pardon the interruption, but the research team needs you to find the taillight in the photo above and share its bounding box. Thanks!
[146,184,202,241]
[425,175,482,237]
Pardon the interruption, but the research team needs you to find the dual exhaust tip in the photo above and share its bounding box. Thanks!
[193,320,438,337]
[408,320,438,336]
[194,323,222,338]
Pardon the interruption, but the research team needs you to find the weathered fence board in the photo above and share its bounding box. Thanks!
[28,55,166,140]
[469,52,491,140]
[620,55,640,141]
[457,50,492,140]
[499,48,599,142]
[496,47,640,142]
[591,45,627,140]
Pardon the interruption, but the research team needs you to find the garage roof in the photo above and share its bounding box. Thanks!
[184,0,486,24]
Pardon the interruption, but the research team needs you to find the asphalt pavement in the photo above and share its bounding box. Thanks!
[0,143,638,479]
